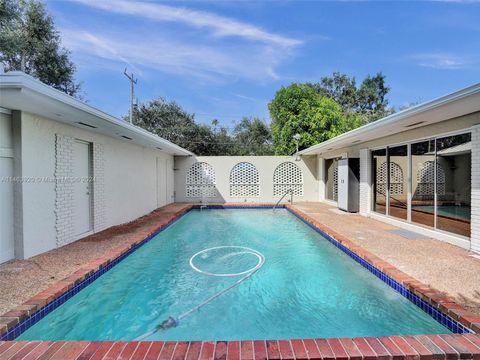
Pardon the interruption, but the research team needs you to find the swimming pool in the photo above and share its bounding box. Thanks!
[19,208,451,341]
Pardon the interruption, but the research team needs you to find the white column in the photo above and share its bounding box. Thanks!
[317,156,326,202]
[359,148,372,216]
[471,125,480,253]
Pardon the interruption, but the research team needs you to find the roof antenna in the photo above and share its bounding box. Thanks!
[123,68,137,124]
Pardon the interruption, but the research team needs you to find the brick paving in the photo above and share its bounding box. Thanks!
[0,335,479,359]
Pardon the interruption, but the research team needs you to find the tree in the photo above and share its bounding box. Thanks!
[268,83,362,155]
[133,97,202,152]
[309,72,393,122]
[232,117,273,156]
[0,0,81,96]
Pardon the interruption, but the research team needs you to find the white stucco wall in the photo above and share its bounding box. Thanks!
[15,111,175,259]
[174,156,318,203]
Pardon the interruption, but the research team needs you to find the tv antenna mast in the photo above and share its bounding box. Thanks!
[123,68,137,124]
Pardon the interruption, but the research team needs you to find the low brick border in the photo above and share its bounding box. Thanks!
[0,203,479,359]
[1,334,480,359]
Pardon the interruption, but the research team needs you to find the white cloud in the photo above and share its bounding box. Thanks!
[71,0,302,48]
[60,0,304,82]
[61,29,292,82]
[411,53,469,69]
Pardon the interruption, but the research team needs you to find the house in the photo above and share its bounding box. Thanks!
[2,72,479,264]
[300,83,480,253]
[0,72,192,263]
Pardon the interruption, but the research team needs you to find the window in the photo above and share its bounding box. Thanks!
[273,162,303,196]
[186,162,217,198]
[230,162,260,197]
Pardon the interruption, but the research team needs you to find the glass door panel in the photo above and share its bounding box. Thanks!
[435,133,471,237]
[388,145,408,220]
[372,149,387,214]
[411,140,435,228]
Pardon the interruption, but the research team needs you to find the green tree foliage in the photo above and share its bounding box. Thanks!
[133,97,203,152]
[232,117,273,155]
[133,98,273,156]
[309,72,393,122]
[0,0,81,96]
[268,83,362,155]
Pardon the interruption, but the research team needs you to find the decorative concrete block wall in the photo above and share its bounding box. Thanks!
[359,149,372,216]
[174,156,318,203]
[54,134,75,247]
[471,125,480,253]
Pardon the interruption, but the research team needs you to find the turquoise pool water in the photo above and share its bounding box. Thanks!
[19,209,449,341]
[412,205,470,221]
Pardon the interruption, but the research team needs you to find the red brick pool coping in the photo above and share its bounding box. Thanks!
[1,203,479,360]
[0,334,480,359]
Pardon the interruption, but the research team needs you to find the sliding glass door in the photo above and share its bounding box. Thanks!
[435,133,471,237]
[370,131,471,239]
[372,149,387,214]
[388,145,408,221]
[411,139,436,228]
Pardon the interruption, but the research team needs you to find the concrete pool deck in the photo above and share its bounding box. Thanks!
[292,202,480,317]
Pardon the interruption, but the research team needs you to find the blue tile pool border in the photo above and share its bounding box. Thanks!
[2,204,473,340]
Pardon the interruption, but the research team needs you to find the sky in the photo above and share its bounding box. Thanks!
[46,0,480,127]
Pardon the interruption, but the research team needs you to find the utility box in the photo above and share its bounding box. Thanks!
[337,158,360,212]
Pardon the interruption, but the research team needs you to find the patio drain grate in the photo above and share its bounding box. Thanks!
[387,229,430,239]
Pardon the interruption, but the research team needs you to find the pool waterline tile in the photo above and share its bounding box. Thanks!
[0,203,477,342]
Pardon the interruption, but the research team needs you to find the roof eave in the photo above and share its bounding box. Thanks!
[299,82,480,156]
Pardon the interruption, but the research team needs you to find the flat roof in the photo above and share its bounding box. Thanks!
[0,72,193,156]
[299,82,480,156]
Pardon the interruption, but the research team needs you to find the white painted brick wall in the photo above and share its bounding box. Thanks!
[471,125,480,253]
[359,148,372,216]
[93,143,106,232]
[54,134,75,246]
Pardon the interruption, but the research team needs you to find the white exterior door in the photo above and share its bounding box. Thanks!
[73,140,92,237]
[0,157,14,263]
[337,159,348,211]
[156,157,167,207]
